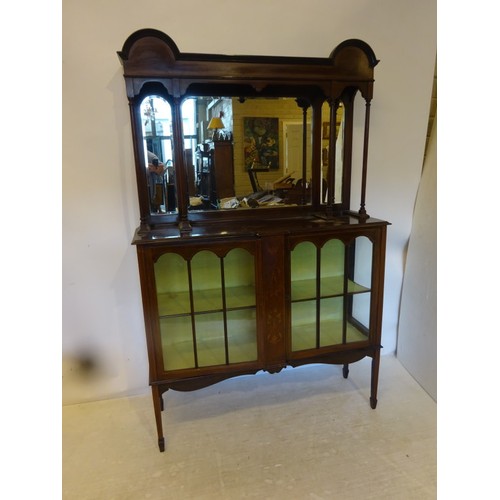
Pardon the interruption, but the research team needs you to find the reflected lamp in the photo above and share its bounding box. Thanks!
[207,116,225,141]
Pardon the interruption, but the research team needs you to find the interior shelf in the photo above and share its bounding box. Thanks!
[291,276,369,301]
[157,284,256,317]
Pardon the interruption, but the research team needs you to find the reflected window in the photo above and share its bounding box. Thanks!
[182,98,197,154]
[182,99,198,200]
[141,96,173,158]
[140,96,176,213]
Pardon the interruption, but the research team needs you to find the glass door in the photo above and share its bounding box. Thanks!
[289,236,373,354]
[154,245,259,372]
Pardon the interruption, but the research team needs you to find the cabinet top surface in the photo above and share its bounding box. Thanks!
[132,214,389,245]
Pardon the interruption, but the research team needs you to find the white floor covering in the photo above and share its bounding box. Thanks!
[63,354,436,499]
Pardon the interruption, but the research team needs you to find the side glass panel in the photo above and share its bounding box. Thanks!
[183,97,313,211]
[154,248,258,371]
[140,95,177,214]
[290,236,372,353]
[346,236,373,338]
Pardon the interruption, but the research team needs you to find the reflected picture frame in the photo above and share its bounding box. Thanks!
[322,122,330,140]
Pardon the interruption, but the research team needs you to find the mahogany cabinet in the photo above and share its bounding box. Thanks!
[118,29,389,451]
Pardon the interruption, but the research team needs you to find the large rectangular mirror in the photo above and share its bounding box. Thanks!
[182,96,319,212]
[139,94,346,216]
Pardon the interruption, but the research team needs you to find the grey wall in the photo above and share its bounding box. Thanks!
[397,115,437,401]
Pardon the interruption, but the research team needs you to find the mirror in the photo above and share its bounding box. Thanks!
[140,94,346,215]
[120,31,379,226]
[182,96,317,211]
[140,95,177,214]
[321,101,345,204]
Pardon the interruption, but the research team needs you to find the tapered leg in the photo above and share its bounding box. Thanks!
[342,363,349,379]
[370,349,381,409]
[151,385,165,452]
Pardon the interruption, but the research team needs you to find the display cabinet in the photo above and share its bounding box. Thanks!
[118,29,389,451]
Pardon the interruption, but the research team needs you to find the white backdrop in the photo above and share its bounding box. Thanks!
[62,0,436,404]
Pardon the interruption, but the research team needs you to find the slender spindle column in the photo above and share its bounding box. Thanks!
[171,97,191,232]
[187,259,199,368]
[315,245,321,349]
[220,257,230,365]
[301,105,308,204]
[327,98,339,208]
[359,99,372,217]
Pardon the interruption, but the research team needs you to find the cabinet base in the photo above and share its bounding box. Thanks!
[150,352,382,451]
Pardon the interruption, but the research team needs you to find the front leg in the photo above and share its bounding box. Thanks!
[370,350,381,409]
[151,385,165,452]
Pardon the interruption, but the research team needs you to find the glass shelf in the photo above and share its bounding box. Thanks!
[157,284,256,317]
[291,276,369,301]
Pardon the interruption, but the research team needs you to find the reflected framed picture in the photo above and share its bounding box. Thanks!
[322,122,330,140]
[243,117,279,170]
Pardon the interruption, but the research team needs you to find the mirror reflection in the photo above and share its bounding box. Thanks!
[140,95,347,214]
[320,101,344,204]
[182,97,316,211]
[140,96,177,214]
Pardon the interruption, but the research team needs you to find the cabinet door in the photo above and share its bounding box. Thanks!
[153,244,259,372]
[288,235,373,354]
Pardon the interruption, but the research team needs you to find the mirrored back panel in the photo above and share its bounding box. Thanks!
[118,30,378,231]
[183,96,315,212]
